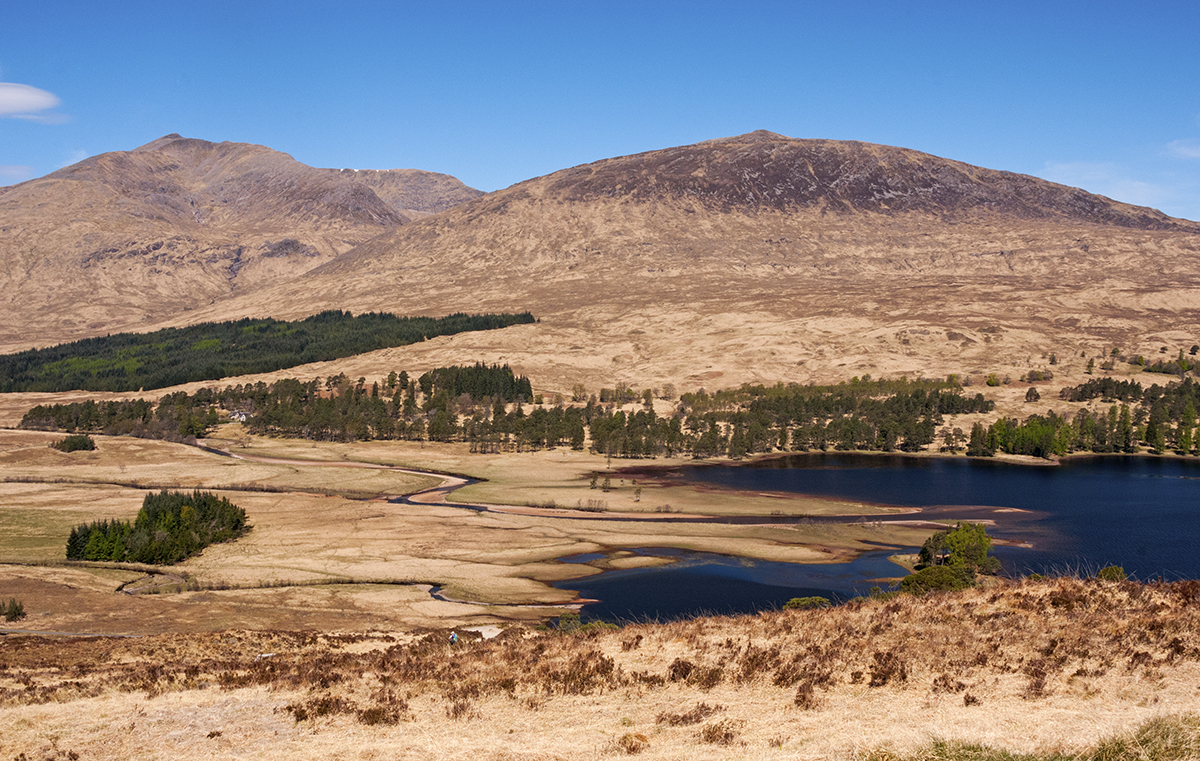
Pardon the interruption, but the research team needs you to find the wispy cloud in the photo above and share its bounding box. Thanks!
[58,149,89,169]
[1040,161,1171,209]
[0,82,65,122]
[1167,139,1200,159]
[0,165,35,182]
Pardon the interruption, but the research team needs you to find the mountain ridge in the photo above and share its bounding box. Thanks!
[170,130,1199,395]
[3,131,1198,397]
[525,130,1194,227]
[0,134,482,350]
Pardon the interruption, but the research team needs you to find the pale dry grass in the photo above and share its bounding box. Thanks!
[3,578,1200,760]
[0,428,933,636]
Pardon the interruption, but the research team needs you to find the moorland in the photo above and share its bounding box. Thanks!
[3,130,1200,759]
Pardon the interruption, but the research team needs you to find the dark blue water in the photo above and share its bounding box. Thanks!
[686,453,1200,581]
[556,454,1200,622]
[557,546,909,623]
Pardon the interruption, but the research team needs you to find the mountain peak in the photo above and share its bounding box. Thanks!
[133,133,185,152]
[536,134,1193,230]
[703,129,792,145]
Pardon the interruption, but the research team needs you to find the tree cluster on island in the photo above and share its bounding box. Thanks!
[900,522,1001,593]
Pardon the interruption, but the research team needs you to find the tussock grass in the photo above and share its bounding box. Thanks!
[860,714,1200,760]
[5,578,1200,759]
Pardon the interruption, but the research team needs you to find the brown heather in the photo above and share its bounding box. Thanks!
[5,577,1200,759]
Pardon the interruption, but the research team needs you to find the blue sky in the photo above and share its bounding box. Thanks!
[3,1,1199,220]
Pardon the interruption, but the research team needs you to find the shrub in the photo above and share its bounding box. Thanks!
[697,719,741,746]
[1097,565,1128,582]
[656,703,723,726]
[357,706,400,725]
[793,681,821,709]
[900,565,976,594]
[667,658,694,682]
[52,434,95,452]
[687,665,724,690]
[783,596,831,610]
[868,650,908,687]
[3,598,26,622]
[617,733,649,754]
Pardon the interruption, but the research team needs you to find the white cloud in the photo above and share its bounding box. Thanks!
[0,164,34,182]
[58,149,89,169]
[1040,161,1171,209]
[0,82,62,120]
[1167,139,1200,159]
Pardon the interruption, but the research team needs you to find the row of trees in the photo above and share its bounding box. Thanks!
[20,374,995,459]
[969,377,1200,458]
[25,371,1200,461]
[65,490,247,564]
[22,396,218,441]
[0,310,535,393]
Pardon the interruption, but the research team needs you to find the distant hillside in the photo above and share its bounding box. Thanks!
[0,134,481,351]
[170,130,1200,395]
[325,167,484,218]
[4,131,1199,396]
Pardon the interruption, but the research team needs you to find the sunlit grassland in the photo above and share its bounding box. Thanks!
[0,427,932,635]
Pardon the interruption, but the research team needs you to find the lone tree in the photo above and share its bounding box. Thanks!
[905,522,1001,594]
[917,522,1001,575]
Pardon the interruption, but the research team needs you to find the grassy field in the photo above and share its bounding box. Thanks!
[0,427,934,635]
[204,425,905,518]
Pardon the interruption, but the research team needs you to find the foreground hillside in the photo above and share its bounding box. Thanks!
[4,577,1200,760]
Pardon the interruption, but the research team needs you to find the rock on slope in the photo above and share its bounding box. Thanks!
[0,134,480,350]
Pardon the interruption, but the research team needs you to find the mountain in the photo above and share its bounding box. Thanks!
[169,130,1200,394]
[0,134,481,350]
[4,130,1198,394]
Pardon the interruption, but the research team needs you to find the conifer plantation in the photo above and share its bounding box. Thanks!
[0,311,534,392]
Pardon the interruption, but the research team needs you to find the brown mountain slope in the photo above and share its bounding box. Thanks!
[324,166,484,218]
[169,131,1200,395]
[0,135,480,350]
